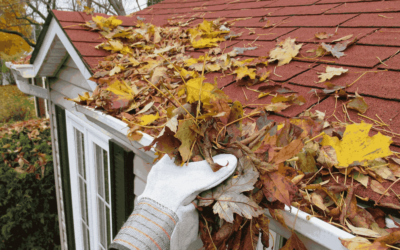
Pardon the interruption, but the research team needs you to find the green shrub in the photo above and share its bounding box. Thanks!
[0,85,36,124]
[0,119,60,250]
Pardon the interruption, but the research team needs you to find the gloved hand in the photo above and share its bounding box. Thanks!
[138,154,237,212]
[170,202,199,250]
[109,154,237,250]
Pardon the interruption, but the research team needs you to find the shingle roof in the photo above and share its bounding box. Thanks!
[51,0,400,154]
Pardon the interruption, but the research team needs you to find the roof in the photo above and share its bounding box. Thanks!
[42,1,400,208]
[50,2,400,150]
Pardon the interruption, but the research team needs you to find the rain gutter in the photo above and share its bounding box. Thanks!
[5,63,49,99]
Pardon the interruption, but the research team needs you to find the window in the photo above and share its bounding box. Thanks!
[66,110,112,250]
[94,144,112,249]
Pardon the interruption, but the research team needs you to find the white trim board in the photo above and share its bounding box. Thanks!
[32,17,97,91]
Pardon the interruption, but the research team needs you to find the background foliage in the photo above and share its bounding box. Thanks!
[0,119,60,250]
[0,85,36,125]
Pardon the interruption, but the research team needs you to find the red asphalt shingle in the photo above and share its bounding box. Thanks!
[357,28,400,47]
[378,53,400,71]
[325,1,400,14]
[50,0,400,147]
[280,14,358,27]
[269,4,340,16]
[295,44,399,68]
[266,0,320,7]
[240,27,297,41]
[278,27,377,43]
[289,64,400,100]
[341,13,400,28]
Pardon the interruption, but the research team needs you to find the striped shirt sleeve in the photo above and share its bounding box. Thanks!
[109,197,179,250]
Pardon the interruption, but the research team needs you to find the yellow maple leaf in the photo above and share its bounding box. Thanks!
[106,79,135,99]
[92,16,122,30]
[321,122,393,168]
[140,112,160,126]
[235,66,256,80]
[269,37,303,66]
[84,6,94,15]
[185,77,215,104]
[318,66,348,83]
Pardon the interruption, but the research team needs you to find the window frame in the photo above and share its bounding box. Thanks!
[66,110,113,250]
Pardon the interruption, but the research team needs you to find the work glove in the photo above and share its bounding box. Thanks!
[109,154,237,250]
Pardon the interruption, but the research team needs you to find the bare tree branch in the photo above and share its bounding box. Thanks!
[0,29,36,47]
[26,2,46,20]
[136,0,141,11]
[93,0,117,15]
[108,0,126,15]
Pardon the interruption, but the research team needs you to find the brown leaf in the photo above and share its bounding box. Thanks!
[262,166,298,207]
[256,214,270,248]
[143,126,181,158]
[347,93,369,114]
[371,180,390,196]
[316,145,338,168]
[272,139,304,164]
[280,232,307,250]
[198,156,264,223]
[175,119,197,163]
[315,31,333,40]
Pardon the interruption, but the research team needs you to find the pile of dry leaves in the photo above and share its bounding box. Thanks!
[67,15,400,249]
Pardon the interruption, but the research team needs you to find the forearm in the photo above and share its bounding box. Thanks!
[109,197,179,250]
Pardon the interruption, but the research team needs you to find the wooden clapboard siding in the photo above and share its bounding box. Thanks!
[50,89,76,111]
[56,65,92,91]
[51,78,92,99]
[64,56,79,69]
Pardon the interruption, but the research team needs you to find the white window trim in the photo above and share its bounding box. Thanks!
[66,109,112,250]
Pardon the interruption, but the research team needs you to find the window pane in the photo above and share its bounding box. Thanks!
[95,144,105,199]
[79,178,88,224]
[103,149,109,204]
[82,221,90,250]
[98,197,106,248]
[75,129,86,179]
[106,205,111,247]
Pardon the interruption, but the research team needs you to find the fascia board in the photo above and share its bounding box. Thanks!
[31,18,97,92]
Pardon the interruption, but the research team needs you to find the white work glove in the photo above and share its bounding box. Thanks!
[110,154,237,250]
[170,203,199,250]
[137,154,237,212]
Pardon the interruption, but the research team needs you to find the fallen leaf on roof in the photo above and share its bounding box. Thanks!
[235,66,256,80]
[139,112,159,126]
[347,93,369,114]
[346,220,382,238]
[321,122,393,168]
[318,66,348,83]
[269,38,303,66]
[185,77,215,104]
[340,237,373,249]
[354,172,369,188]
[319,40,353,58]
[280,232,307,250]
[332,34,353,43]
[315,32,333,40]
[371,180,390,196]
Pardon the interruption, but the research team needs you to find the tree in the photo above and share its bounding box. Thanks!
[147,0,162,6]
[0,0,34,60]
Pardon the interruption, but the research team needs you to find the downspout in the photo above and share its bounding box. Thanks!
[5,63,49,99]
